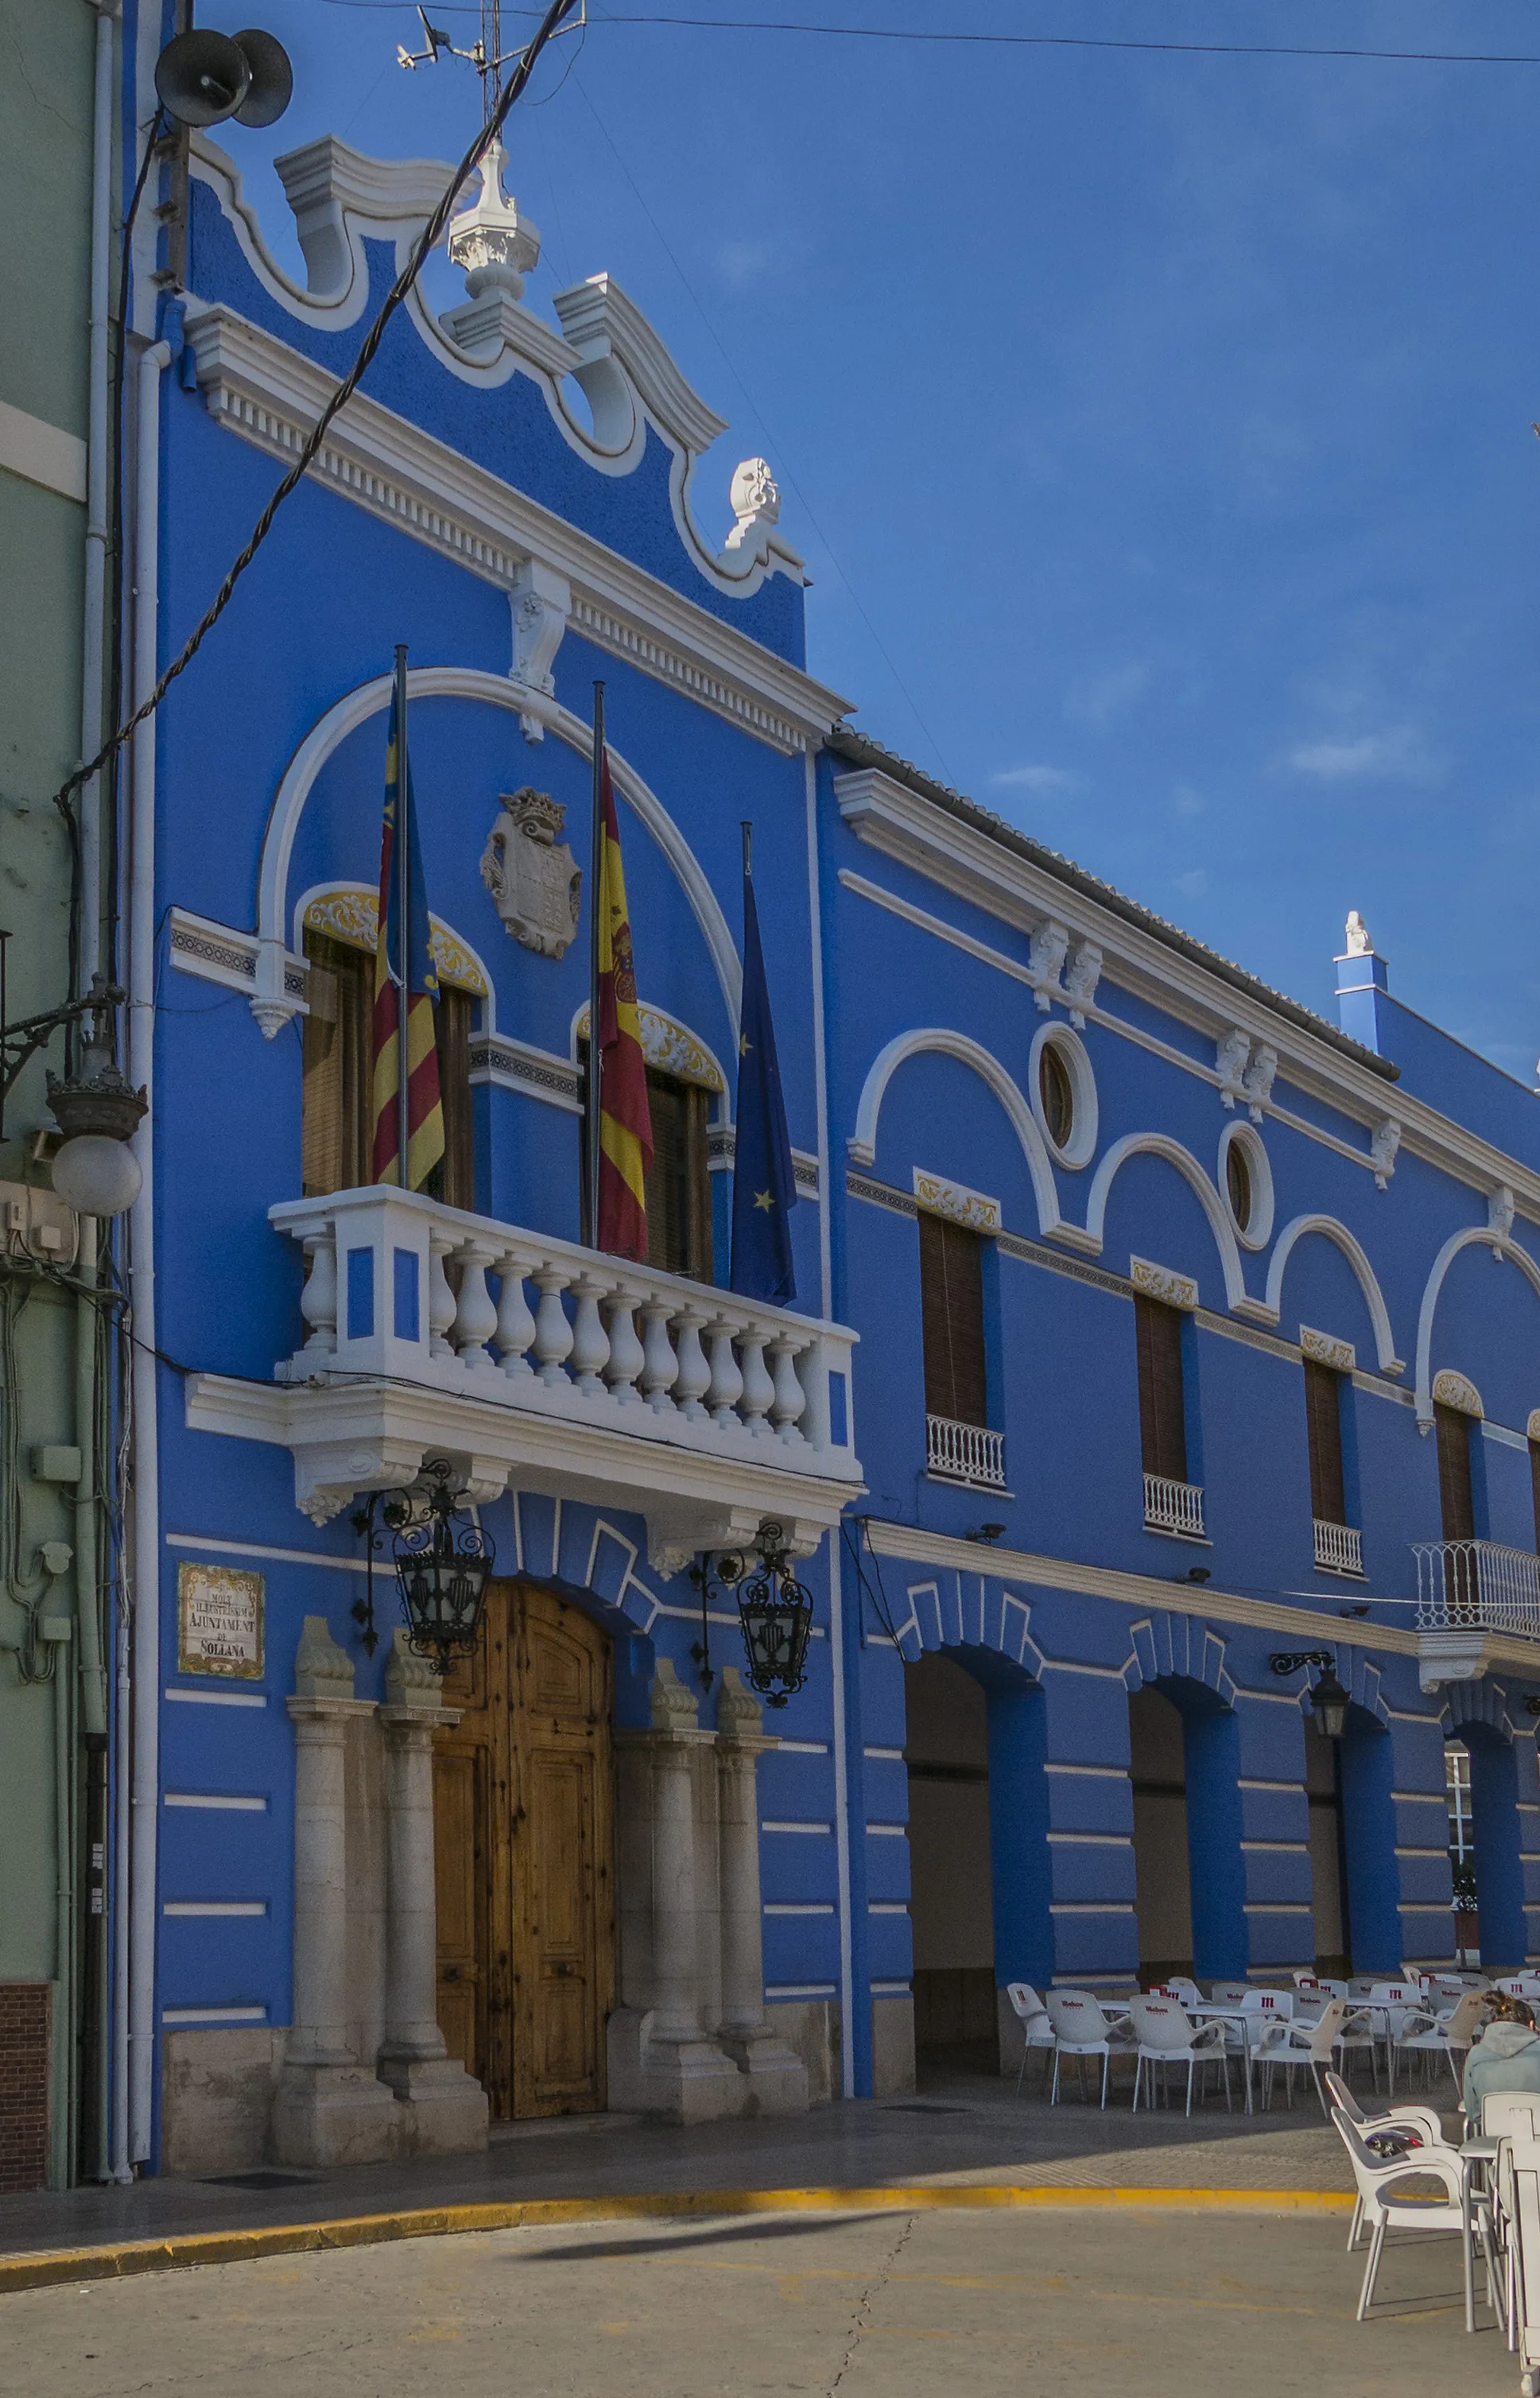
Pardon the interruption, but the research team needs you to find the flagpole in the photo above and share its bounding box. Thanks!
[394,643,410,1191]
[741,819,751,880]
[586,680,605,1250]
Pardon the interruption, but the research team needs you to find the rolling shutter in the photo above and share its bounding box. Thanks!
[1304,1359,1347,1528]
[1135,1295,1187,1484]
[918,1212,987,1429]
[301,929,371,1196]
[1434,1402,1476,1543]
[642,1069,712,1281]
[436,986,475,1213]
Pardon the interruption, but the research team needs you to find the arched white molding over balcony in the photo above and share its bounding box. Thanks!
[1263,1214,1402,1377]
[293,880,494,1017]
[1413,1223,1540,1430]
[252,669,739,1041]
[845,1027,1062,1240]
[1083,1132,1249,1314]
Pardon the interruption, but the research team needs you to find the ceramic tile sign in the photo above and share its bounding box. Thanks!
[176,1562,264,1679]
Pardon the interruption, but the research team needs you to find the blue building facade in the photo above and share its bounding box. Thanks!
[111,68,1540,2172]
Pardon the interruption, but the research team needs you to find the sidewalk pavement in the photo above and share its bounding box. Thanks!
[0,2070,1371,2286]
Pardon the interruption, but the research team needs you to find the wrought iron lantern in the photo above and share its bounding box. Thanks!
[352,1459,495,1673]
[689,1520,814,1708]
[1270,1649,1351,1740]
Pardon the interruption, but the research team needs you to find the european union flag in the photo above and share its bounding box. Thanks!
[730,836,797,1305]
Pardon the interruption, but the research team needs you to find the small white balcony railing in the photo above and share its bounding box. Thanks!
[1413,1540,1540,1640]
[925,1414,1007,1490]
[1143,1473,1205,1540]
[270,1187,858,1476]
[1313,1519,1364,1577]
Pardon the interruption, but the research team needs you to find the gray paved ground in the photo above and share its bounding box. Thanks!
[0,2206,1517,2396]
[0,2069,1383,2262]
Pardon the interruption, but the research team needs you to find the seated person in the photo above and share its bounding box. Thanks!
[1462,1993,1540,2120]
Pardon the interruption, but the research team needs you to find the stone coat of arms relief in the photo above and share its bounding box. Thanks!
[480,788,582,959]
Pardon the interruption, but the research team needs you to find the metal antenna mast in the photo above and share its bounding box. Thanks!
[398,2,580,103]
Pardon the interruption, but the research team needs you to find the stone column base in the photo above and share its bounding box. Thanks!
[606,2007,749,2123]
[272,2061,398,2168]
[718,2030,810,2116]
[381,2055,490,2155]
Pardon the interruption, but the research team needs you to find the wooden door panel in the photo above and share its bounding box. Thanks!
[433,1745,487,2081]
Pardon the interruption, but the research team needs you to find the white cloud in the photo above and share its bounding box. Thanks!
[991,763,1079,794]
[1173,868,1210,898]
[1286,724,1440,783]
[1173,785,1204,817]
[1066,661,1152,726]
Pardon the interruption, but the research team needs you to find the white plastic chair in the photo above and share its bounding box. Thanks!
[1395,1987,1485,2094]
[1208,1980,1251,2004]
[1128,1994,1231,2117]
[1482,2094,1540,2349]
[1005,1981,1055,2095]
[1331,2106,1496,2330]
[1255,1998,1354,2117]
[1324,2065,1447,2249]
[1163,1975,1202,2005]
[1045,1989,1134,2109]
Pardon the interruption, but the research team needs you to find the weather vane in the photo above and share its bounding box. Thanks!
[398,3,584,118]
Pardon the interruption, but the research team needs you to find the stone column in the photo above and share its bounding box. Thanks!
[607,1659,745,2121]
[715,1667,809,2113]
[273,1618,398,2167]
[378,1632,488,2153]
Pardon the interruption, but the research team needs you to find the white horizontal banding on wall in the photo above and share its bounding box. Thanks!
[168,1531,369,1575]
[165,1687,266,1709]
[165,1795,268,1812]
[1050,1903,1137,1915]
[761,1822,833,1834]
[1040,1660,1131,1680]
[775,1740,830,1755]
[1047,1832,1133,1846]
[867,1825,906,1838]
[766,1985,837,1999]
[162,1902,268,1917]
[762,1903,836,1916]
[865,1746,904,1760]
[1243,1903,1313,1914]
[163,2007,267,2025]
[1044,1763,1127,1777]
[1395,1846,1451,1858]
[1391,1792,1448,1805]
[868,1903,909,1915]
[1241,1841,1309,1853]
[870,1981,912,1996]
[1237,1778,1301,1791]
[1401,1903,1464,1914]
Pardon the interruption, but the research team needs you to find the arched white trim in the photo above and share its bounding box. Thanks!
[1083,1132,1249,1313]
[292,879,495,1015]
[1414,1226,1540,1429]
[568,999,729,1106]
[1217,1119,1274,1252]
[845,1027,1063,1240]
[1264,1214,1402,1377]
[1028,1020,1098,1170]
[253,669,740,1041]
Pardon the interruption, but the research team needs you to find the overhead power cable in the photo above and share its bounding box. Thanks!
[48,0,580,844]
[319,0,1540,68]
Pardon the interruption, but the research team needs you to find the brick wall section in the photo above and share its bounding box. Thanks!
[0,1985,50,2193]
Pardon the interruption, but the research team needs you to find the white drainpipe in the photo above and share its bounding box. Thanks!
[79,2,118,991]
[126,339,170,2170]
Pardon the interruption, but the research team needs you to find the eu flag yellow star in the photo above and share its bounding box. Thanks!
[754,1189,775,1211]
[739,1034,752,1057]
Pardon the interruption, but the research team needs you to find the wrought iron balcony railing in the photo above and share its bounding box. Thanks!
[925,1414,1006,1491]
[1313,1519,1364,1577]
[1412,1539,1540,1640]
[1143,1473,1205,1540]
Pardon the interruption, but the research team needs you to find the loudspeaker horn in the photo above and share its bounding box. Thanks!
[154,25,292,130]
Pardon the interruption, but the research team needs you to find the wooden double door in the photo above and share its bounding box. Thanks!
[433,1581,615,2118]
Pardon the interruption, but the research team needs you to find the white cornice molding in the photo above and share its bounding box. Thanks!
[182,304,846,754]
[835,766,1540,1228]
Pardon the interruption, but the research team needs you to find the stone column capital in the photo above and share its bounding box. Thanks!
[379,1703,463,1735]
[286,1694,377,1726]
[716,1731,780,1764]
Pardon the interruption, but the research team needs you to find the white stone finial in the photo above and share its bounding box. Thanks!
[723,456,781,554]
[1344,910,1373,956]
[446,139,541,301]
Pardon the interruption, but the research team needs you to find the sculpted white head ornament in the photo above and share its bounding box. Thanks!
[1344,910,1373,956]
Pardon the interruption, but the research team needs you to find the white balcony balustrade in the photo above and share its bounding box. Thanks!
[1143,1473,1205,1540]
[1313,1519,1364,1577]
[925,1414,1006,1491]
[1411,1538,1540,1690]
[206,1188,864,1561]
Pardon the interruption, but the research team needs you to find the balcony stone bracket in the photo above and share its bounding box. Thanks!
[184,1372,861,1581]
[1416,1628,1502,1693]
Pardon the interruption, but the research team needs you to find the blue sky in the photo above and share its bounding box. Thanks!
[195,0,1540,1077]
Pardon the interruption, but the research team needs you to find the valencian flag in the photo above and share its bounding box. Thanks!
[594,749,653,1258]
[729,829,797,1305]
[370,673,444,1190]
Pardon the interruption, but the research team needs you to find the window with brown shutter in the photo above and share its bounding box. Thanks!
[1135,1295,1187,1483]
[642,1069,712,1281]
[1435,1402,1476,1543]
[918,1211,988,1429]
[1304,1359,1348,1528]
[434,986,476,1213]
[301,930,371,1196]
[1530,1439,1540,1555]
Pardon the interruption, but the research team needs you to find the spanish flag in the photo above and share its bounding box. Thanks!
[595,750,652,1259]
[370,677,444,1191]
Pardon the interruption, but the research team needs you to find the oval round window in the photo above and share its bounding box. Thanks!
[1225,1137,1253,1232]
[1040,1042,1075,1151]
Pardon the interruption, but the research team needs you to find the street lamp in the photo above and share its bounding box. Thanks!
[1270,1649,1351,1740]
[689,1520,814,1708]
[351,1460,495,1673]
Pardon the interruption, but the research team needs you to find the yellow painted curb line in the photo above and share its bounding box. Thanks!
[0,2183,1354,2295]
